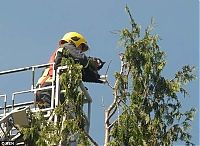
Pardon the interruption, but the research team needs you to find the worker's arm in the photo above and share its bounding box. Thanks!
[87,57,105,70]
[64,43,89,67]
[54,43,89,68]
[54,43,77,67]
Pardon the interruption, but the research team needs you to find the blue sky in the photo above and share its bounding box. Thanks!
[0,0,199,145]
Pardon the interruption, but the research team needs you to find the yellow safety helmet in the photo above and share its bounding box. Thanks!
[60,32,89,52]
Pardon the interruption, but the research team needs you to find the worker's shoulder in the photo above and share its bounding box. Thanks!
[57,43,76,52]
[63,42,76,50]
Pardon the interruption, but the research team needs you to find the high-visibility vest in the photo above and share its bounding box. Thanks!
[48,48,59,76]
[37,48,60,86]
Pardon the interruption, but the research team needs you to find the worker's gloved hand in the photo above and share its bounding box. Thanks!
[96,58,105,70]
[90,57,105,70]
[99,75,108,83]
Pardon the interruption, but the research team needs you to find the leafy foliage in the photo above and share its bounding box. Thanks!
[21,58,92,146]
[107,6,196,146]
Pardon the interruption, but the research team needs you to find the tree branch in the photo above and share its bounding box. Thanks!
[83,130,99,146]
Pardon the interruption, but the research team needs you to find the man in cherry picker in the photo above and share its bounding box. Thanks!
[36,32,105,108]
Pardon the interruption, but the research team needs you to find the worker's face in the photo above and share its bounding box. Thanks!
[59,40,68,47]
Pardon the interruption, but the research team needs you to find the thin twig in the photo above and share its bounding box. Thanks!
[105,60,112,76]
[83,130,99,146]
[104,60,114,89]
[106,81,114,89]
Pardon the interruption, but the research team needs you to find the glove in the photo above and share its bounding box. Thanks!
[99,75,107,83]
[92,57,105,70]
